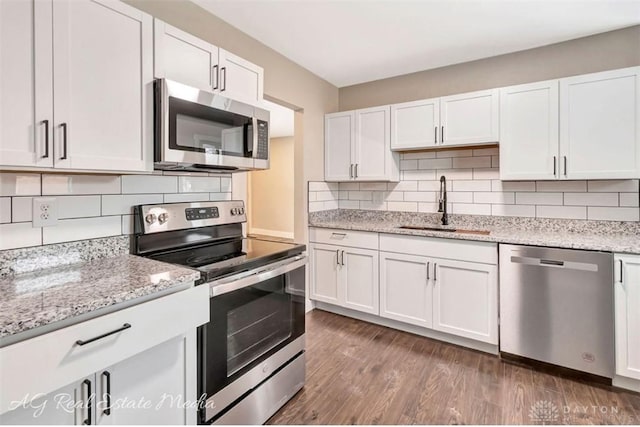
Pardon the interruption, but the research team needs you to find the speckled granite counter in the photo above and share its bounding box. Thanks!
[309,210,640,254]
[0,237,200,341]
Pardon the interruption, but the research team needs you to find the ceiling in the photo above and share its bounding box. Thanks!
[193,0,640,88]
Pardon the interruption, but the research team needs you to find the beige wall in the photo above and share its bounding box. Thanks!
[124,0,339,243]
[339,25,640,110]
[248,137,295,237]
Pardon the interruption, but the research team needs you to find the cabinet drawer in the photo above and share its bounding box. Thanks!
[380,233,497,265]
[309,228,378,250]
[0,285,208,415]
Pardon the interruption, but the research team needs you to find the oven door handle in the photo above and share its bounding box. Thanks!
[209,255,307,297]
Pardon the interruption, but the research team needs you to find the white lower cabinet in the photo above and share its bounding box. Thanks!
[432,259,498,344]
[614,254,640,381]
[379,252,432,328]
[310,243,379,315]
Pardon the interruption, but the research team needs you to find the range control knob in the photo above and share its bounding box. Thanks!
[145,213,157,224]
[239,208,245,215]
[231,208,238,215]
[157,213,169,224]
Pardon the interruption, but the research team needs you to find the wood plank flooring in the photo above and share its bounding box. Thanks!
[268,310,640,425]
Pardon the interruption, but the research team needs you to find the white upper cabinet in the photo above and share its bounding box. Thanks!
[560,67,640,180]
[153,19,263,106]
[440,89,499,147]
[390,90,498,151]
[218,49,264,106]
[53,0,153,172]
[154,19,218,92]
[0,0,53,168]
[499,80,559,180]
[325,107,399,182]
[324,112,355,182]
[390,98,440,150]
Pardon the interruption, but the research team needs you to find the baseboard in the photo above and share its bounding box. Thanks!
[249,228,294,240]
[314,301,499,355]
[613,375,640,393]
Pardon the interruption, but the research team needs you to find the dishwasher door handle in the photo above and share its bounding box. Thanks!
[510,255,598,272]
[539,259,564,266]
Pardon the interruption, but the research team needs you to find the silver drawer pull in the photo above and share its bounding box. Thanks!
[331,233,347,239]
[75,323,131,346]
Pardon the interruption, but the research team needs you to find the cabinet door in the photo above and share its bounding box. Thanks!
[390,98,439,150]
[95,337,190,425]
[354,106,395,181]
[499,80,559,180]
[379,252,432,328]
[440,89,499,147]
[432,259,497,344]
[560,67,640,179]
[615,254,640,380]
[0,377,90,425]
[52,0,153,172]
[342,247,379,315]
[154,19,218,92]
[219,49,264,105]
[324,112,354,181]
[0,0,53,168]
[309,243,341,305]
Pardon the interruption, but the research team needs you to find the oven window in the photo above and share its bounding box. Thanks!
[169,96,253,157]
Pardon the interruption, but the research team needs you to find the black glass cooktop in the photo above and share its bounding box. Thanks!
[149,237,305,283]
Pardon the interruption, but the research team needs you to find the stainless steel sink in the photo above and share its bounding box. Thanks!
[398,225,490,235]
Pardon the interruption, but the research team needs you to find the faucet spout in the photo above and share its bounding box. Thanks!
[438,175,449,226]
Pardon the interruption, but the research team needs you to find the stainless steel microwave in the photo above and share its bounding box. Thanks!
[154,79,270,172]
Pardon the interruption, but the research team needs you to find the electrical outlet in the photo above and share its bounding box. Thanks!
[33,197,58,227]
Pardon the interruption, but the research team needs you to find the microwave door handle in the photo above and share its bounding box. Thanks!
[251,117,258,158]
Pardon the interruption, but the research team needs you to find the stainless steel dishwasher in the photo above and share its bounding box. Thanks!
[499,244,614,378]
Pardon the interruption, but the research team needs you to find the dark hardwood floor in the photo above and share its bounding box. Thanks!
[268,310,640,425]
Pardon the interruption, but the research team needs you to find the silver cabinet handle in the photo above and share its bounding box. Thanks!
[619,259,624,284]
[434,127,437,145]
[563,156,567,176]
[340,250,345,266]
[212,64,219,90]
[336,249,340,266]
[355,164,358,179]
[441,126,444,143]
[41,120,49,158]
[553,156,557,176]
[349,164,353,178]
[220,66,227,91]
[60,123,68,160]
[331,232,347,239]
[426,262,430,281]
[433,263,437,282]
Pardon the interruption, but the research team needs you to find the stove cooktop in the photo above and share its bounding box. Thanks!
[148,237,306,283]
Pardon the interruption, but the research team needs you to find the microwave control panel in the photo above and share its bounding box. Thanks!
[256,120,269,160]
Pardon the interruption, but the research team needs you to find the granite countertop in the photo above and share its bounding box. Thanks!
[309,210,640,254]
[0,254,200,340]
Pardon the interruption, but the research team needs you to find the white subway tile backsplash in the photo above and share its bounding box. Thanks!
[43,174,120,195]
[453,203,491,215]
[588,180,639,193]
[447,192,473,203]
[491,155,500,168]
[402,170,437,181]
[348,191,373,201]
[620,193,640,207]
[472,147,499,156]
[404,191,436,202]
[339,182,360,191]
[418,180,452,192]
[101,194,163,215]
[516,192,563,205]
[491,204,536,217]
[452,180,491,192]
[0,197,10,223]
[388,201,418,212]
[11,197,32,222]
[474,192,515,204]
[308,201,324,212]
[121,175,177,194]
[58,196,101,219]
[536,181,587,192]
[338,191,349,200]
[360,201,387,211]
[309,182,338,191]
[308,192,317,202]
[0,173,41,196]
[339,200,360,209]
[382,191,404,202]
[359,182,388,191]
[472,168,500,180]
[564,192,618,207]
[0,223,41,250]
[403,151,436,160]
[436,169,473,180]
[400,159,418,170]
[209,192,232,201]
[388,181,418,192]
[419,158,452,170]
[492,180,536,192]
[324,200,339,210]
[452,156,491,169]
[536,205,587,220]
[436,149,473,158]
[220,177,232,193]
[179,176,221,193]
[121,214,134,235]
[164,193,210,203]
[418,202,440,213]
[316,191,336,201]
[43,216,122,245]
[587,206,640,221]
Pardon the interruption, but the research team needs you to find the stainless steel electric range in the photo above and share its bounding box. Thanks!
[132,201,306,425]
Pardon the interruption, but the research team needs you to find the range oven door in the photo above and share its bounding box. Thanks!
[155,78,269,171]
[198,255,306,423]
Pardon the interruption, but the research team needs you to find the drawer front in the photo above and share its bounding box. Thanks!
[309,227,378,250]
[380,233,497,265]
[0,285,208,415]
